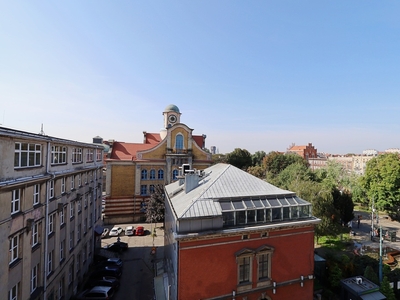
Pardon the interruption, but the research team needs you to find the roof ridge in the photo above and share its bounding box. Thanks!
[196,163,230,200]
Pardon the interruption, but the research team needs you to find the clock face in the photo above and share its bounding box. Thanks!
[168,115,177,123]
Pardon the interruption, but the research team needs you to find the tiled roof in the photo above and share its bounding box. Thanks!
[289,146,306,151]
[110,142,155,160]
[166,163,302,219]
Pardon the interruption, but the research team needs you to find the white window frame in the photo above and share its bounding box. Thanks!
[51,145,67,165]
[14,142,42,168]
[69,231,74,250]
[9,282,19,300]
[60,240,65,262]
[72,148,83,163]
[70,202,74,219]
[49,180,54,199]
[78,174,81,186]
[11,189,20,214]
[48,250,53,275]
[32,222,39,247]
[96,149,102,161]
[31,263,38,293]
[60,207,65,225]
[48,213,55,235]
[86,149,94,162]
[33,184,40,205]
[58,277,64,300]
[77,200,81,213]
[61,177,66,194]
[71,175,75,190]
[9,235,19,264]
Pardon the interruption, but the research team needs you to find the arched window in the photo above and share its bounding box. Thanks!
[158,169,164,180]
[175,134,184,151]
[141,169,147,180]
[150,169,156,180]
[172,169,179,180]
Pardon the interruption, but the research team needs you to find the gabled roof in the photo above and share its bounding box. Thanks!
[165,163,298,219]
[288,145,307,151]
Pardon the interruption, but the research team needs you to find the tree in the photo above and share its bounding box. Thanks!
[380,276,396,300]
[226,148,252,170]
[246,165,265,179]
[212,153,227,164]
[145,185,165,223]
[361,153,400,215]
[262,151,308,179]
[364,265,379,285]
[332,189,354,225]
[251,151,266,166]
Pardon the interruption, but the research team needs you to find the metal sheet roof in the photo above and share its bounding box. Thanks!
[166,163,307,219]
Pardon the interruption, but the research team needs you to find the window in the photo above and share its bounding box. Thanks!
[150,169,156,180]
[60,207,65,225]
[77,224,81,242]
[61,177,66,194]
[9,234,20,264]
[84,194,88,208]
[172,169,179,180]
[149,185,155,194]
[175,134,184,151]
[33,184,40,205]
[96,149,102,161]
[72,148,82,163]
[51,146,67,164]
[31,263,38,293]
[59,277,64,300]
[9,282,19,300]
[84,172,88,184]
[141,169,147,180]
[83,218,87,234]
[48,250,54,275]
[71,175,75,190]
[78,174,81,186]
[70,202,74,219]
[11,189,20,214]
[49,180,54,199]
[32,222,39,247]
[68,263,74,286]
[69,231,74,250]
[86,149,94,162]
[14,142,41,168]
[158,169,164,180]
[77,200,81,213]
[238,256,251,284]
[60,240,65,262]
[257,247,273,284]
[48,213,55,235]
[140,185,147,196]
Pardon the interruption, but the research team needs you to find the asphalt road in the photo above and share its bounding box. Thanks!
[100,223,164,300]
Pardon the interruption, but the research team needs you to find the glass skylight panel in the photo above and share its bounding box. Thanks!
[294,196,307,204]
[232,201,245,210]
[244,199,255,208]
[261,199,270,208]
[220,202,233,211]
[253,199,263,208]
[268,199,281,207]
[278,198,289,206]
[286,197,297,204]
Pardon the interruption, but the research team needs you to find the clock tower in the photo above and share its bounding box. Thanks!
[163,104,181,128]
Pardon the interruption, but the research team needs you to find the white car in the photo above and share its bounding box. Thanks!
[125,226,134,236]
[109,227,123,236]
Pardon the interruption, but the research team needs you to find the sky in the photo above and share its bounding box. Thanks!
[1,1,399,155]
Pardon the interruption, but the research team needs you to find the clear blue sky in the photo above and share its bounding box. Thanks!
[1,1,399,155]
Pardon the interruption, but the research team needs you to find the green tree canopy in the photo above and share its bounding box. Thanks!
[251,150,266,166]
[361,153,400,213]
[246,165,265,179]
[262,151,308,178]
[226,148,252,170]
[145,184,165,223]
[380,276,396,300]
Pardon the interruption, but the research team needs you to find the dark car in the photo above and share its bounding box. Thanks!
[102,241,128,252]
[91,268,122,279]
[96,260,123,272]
[85,277,120,290]
[76,286,116,300]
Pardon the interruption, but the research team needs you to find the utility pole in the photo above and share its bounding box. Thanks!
[371,199,375,241]
[379,225,383,283]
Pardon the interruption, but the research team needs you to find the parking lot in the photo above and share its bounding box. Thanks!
[98,223,164,300]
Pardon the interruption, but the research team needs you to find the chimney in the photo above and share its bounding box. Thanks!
[184,172,200,194]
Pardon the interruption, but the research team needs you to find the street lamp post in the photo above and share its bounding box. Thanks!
[379,225,383,283]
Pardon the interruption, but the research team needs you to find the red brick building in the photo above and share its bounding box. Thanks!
[287,143,317,160]
[163,163,320,300]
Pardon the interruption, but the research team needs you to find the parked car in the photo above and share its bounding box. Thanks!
[109,227,123,236]
[96,258,123,270]
[101,228,109,239]
[85,277,120,290]
[91,267,122,279]
[76,286,116,300]
[125,226,134,236]
[135,226,145,236]
[102,241,128,252]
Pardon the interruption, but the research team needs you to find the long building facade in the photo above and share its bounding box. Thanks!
[104,104,213,224]
[0,127,104,300]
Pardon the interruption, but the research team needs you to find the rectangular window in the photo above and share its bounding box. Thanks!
[68,263,74,285]
[77,224,81,242]
[60,240,65,262]
[49,180,54,199]
[9,282,19,300]
[258,254,269,280]
[96,149,102,161]
[84,172,88,184]
[86,149,94,162]
[140,185,147,196]
[51,145,67,164]
[48,250,53,275]
[70,202,74,219]
[14,142,41,168]
[61,177,66,194]
[77,200,81,213]
[149,184,155,194]
[72,148,82,163]
[33,184,40,205]
[78,174,82,187]
[71,175,75,190]
[69,231,74,250]
[238,256,251,284]
[11,189,20,214]
[31,263,38,293]
[48,213,55,235]
[9,234,20,264]
[32,222,39,247]
[84,194,88,208]
[83,218,87,234]
[59,277,64,300]
[60,207,65,225]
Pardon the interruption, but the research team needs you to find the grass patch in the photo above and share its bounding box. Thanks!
[316,233,352,251]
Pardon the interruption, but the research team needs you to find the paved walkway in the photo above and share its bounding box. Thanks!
[350,211,400,252]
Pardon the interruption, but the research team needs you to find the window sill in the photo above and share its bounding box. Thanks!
[32,243,41,252]
[47,271,54,279]
[9,258,22,269]
[11,211,23,218]
[33,203,42,209]
[256,279,271,288]
[237,282,252,292]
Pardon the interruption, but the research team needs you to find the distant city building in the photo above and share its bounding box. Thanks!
[287,142,317,161]
[362,149,378,156]
[210,145,217,154]
[385,148,400,154]
[0,126,104,300]
[163,163,320,300]
[104,104,212,224]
